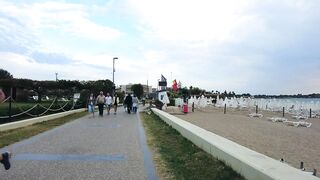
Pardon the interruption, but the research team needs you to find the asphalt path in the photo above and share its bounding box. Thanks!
[0,106,157,180]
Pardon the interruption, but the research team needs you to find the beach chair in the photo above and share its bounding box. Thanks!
[267,117,287,123]
[284,120,312,128]
[248,113,263,118]
[292,115,308,120]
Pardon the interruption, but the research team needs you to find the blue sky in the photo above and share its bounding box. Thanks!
[0,0,319,95]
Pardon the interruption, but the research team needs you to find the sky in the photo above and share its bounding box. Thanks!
[0,0,320,95]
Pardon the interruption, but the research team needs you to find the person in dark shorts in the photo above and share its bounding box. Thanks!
[95,91,106,116]
[113,94,118,115]
[124,93,133,114]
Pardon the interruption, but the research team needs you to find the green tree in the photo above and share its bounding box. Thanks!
[81,79,113,96]
[131,84,144,99]
[0,69,13,79]
[116,91,125,103]
[189,87,202,95]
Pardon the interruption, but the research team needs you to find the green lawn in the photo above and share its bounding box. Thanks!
[0,111,88,148]
[141,111,245,180]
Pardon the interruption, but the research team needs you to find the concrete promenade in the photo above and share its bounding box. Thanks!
[0,107,157,180]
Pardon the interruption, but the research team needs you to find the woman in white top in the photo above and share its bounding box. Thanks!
[105,93,112,115]
[132,94,139,113]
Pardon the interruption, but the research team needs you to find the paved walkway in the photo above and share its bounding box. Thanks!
[0,107,157,180]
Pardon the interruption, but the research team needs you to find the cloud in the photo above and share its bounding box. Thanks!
[0,52,111,81]
[0,1,123,43]
[127,0,256,43]
[1,0,319,95]
[123,0,320,94]
[0,12,38,54]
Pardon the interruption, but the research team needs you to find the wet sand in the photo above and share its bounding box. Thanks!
[173,106,320,175]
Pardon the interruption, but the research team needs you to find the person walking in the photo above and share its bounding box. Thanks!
[132,94,139,113]
[105,93,112,115]
[95,91,106,117]
[124,93,133,114]
[0,88,11,170]
[123,94,127,112]
[113,94,119,115]
[87,93,95,117]
[0,152,11,170]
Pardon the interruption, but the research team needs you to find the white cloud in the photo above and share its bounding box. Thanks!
[128,0,255,43]
[0,52,109,81]
[1,0,320,94]
[0,1,123,42]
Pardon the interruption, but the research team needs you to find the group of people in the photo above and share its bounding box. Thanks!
[88,91,119,117]
[88,91,140,116]
[0,88,11,170]
[123,93,139,114]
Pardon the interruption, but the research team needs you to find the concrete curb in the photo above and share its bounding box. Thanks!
[0,108,86,132]
[151,108,319,180]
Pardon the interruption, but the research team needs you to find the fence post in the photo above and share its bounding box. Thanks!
[310,108,312,118]
[255,105,258,114]
[224,104,226,114]
[192,102,194,112]
[282,107,285,117]
[37,104,40,117]
[300,162,304,170]
[8,88,12,122]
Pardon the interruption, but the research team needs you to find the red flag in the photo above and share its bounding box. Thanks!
[172,79,178,91]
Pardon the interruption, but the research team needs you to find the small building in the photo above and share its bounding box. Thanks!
[119,84,152,95]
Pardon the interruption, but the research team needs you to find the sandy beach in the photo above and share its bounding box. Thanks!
[172,106,320,176]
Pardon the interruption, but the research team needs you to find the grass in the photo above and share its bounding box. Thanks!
[141,111,245,180]
[0,111,88,148]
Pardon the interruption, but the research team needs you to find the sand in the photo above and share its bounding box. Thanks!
[173,106,320,175]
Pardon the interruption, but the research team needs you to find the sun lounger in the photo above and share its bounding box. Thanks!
[292,115,308,120]
[267,117,287,123]
[284,120,312,128]
[249,113,263,118]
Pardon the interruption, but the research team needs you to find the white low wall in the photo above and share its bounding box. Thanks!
[151,108,319,180]
[0,108,86,132]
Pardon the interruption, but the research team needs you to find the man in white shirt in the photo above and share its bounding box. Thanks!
[105,93,112,115]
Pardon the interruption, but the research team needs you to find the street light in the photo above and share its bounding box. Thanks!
[55,72,58,82]
[113,57,118,96]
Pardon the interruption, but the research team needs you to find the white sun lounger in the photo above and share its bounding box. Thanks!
[284,120,312,128]
[267,117,288,123]
[292,115,308,120]
[249,113,263,118]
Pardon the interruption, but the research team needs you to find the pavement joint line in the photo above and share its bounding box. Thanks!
[86,124,121,129]
[13,153,125,162]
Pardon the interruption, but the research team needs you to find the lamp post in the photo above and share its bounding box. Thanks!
[113,57,118,96]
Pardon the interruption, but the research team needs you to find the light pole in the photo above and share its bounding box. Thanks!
[55,73,58,82]
[113,57,118,96]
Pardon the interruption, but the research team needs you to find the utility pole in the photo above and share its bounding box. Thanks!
[147,80,149,94]
[113,57,118,96]
[55,73,58,82]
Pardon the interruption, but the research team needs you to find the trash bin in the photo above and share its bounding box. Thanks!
[183,103,188,114]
